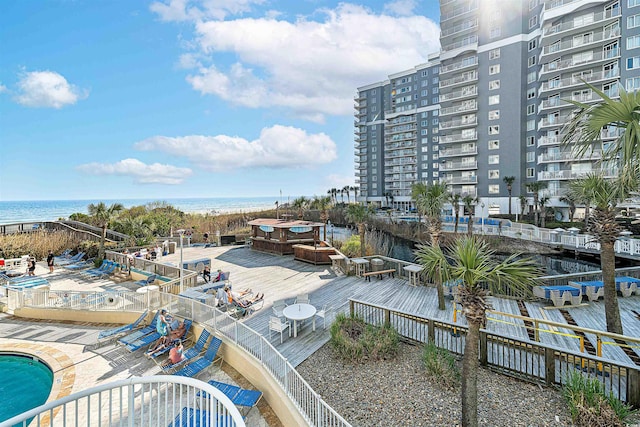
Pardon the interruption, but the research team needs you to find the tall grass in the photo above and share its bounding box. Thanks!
[0,231,84,261]
[329,313,399,362]
[422,340,460,389]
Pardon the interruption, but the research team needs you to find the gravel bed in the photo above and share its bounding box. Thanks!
[297,342,573,427]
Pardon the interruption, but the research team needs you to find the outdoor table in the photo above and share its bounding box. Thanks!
[403,264,423,287]
[283,303,317,337]
[539,285,581,299]
[351,258,370,277]
[328,254,345,271]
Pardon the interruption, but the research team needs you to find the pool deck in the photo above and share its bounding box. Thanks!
[2,244,640,424]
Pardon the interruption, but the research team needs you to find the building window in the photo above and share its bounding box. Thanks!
[488,155,500,164]
[527,71,537,83]
[433,97,439,103]
[421,129,428,135]
[527,88,536,99]
[489,170,500,179]
[629,14,640,28]
[432,87,439,94]
[526,168,535,178]
[432,77,439,84]
[628,56,640,69]
[489,125,500,135]
[627,76,640,90]
[421,70,428,77]
[528,39,537,51]
[631,0,640,7]
[628,35,640,49]
[527,136,535,146]
[488,94,500,105]
[432,118,439,125]
[529,15,538,28]
[528,55,536,67]
[489,80,500,90]
[433,172,439,178]
[432,136,439,142]
[489,184,500,194]
[490,27,501,38]
[529,0,538,9]
[527,119,536,131]
[489,64,501,75]
[489,48,501,60]
[527,104,536,115]
[489,110,500,120]
[488,140,499,150]
[526,151,535,162]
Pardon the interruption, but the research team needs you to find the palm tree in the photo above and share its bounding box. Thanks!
[414,182,449,310]
[312,195,332,241]
[292,196,309,220]
[88,202,124,260]
[527,182,546,227]
[502,176,516,216]
[339,189,345,204]
[327,188,339,204]
[519,195,527,220]
[573,174,632,334]
[562,84,640,185]
[411,182,428,238]
[559,191,578,222]
[415,237,541,427]
[350,185,359,203]
[346,204,371,257]
[538,196,550,228]
[462,195,478,237]
[342,186,351,204]
[449,193,462,233]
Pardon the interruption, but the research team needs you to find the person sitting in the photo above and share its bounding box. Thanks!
[212,269,223,282]
[233,293,264,308]
[146,321,186,356]
[203,265,211,283]
[162,340,185,367]
[224,286,252,304]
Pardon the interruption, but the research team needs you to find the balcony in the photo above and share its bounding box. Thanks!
[542,10,620,39]
[385,174,417,183]
[540,50,619,76]
[385,141,417,151]
[440,145,477,157]
[439,131,477,144]
[439,85,477,103]
[440,115,477,130]
[440,100,477,116]
[441,1,478,22]
[541,28,620,58]
[537,168,618,181]
[385,166,417,174]
[538,113,575,130]
[441,18,478,38]
[385,158,417,167]
[439,56,478,76]
[448,186,477,197]
[355,171,368,177]
[442,175,478,185]
[385,134,417,144]
[440,71,478,89]
[385,149,417,159]
[538,91,604,111]
[385,124,417,135]
[440,160,478,171]
[538,150,602,163]
[441,35,479,53]
[539,69,620,93]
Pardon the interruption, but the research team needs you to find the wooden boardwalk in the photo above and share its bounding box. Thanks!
[172,246,640,368]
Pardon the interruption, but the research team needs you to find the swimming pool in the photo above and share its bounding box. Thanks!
[0,354,53,425]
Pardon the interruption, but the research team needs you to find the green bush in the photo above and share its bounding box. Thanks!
[339,235,361,258]
[329,313,399,362]
[422,340,460,389]
[562,370,636,427]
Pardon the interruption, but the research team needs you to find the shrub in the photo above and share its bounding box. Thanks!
[329,313,399,362]
[422,341,460,389]
[339,235,361,258]
[562,370,636,427]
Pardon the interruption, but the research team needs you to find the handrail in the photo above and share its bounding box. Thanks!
[1,375,245,427]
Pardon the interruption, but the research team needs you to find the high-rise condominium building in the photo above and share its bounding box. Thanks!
[355,0,640,220]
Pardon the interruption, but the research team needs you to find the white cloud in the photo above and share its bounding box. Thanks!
[0,83,7,94]
[134,125,337,171]
[150,0,265,22]
[155,2,440,121]
[15,71,87,109]
[77,158,192,184]
[383,0,417,16]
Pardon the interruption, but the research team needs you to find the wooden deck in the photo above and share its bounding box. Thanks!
[170,246,640,368]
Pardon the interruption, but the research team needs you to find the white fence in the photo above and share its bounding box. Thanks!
[0,376,244,427]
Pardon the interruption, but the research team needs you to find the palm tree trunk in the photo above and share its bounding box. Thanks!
[467,215,474,237]
[601,241,623,334]
[462,320,480,427]
[359,223,366,257]
[507,191,512,216]
[454,211,459,234]
[431,231,445,310]
[100,226,107,260]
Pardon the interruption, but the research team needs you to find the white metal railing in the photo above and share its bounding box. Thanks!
[1,376,244,427]
[7,290,353,427]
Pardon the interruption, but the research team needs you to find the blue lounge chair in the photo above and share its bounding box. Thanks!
[201,380,263,417]
[161,330,213,372]
[168,407,237,427]
[53,249,72,263]
[82,260,116,278]
[173,337,223,378]
[140,319,193,355]
[117,311,161,347]
[63,258,95,271]
[135,274,157,287]
[56,252,86,266]
[97,310,148,342]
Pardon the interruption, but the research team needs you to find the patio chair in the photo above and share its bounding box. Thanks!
[315,304,331,329]
[143,319,193,356]
[62,258,95,271]
[272,299,288,317]
[97,310,148,343]
[173,337,224,378]
[134,274,157,287]
[269,316,290,344]
[295,293,310,305]
[168,408,237,427]
[161,332,218,373]
[117,311,161,347]
[199,379,263,417]
[56,252,86,266]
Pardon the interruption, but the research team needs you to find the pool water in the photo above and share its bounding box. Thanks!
[0,354,53,425]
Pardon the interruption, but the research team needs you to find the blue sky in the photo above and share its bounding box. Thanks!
[0,0,440,201]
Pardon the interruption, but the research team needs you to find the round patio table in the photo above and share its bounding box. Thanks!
[282,303,317,337]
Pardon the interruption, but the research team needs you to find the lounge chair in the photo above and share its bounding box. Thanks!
[161,331,215,373]
[96,310,148,344]
[173,337,224,378]
[56,252,86,266]
[63,258,95,271]
[83,261,117,279]
[199,379,263,417]
[134,274,157,287]
[144,319,193,357]
[168,408,236,427]
[117,311,161,346]
[125,319,191,353]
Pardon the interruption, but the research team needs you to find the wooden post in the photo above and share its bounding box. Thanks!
[427,319,435,343]
[628,369,640,408]
[385,308,391,326]
[479,331,488,366]
[544,347,555,386]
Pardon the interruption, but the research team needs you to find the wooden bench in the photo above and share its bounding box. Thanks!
[363,269,396,282]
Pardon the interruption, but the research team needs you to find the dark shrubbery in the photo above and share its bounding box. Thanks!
[329,313,399,362]
[422,340,460,389]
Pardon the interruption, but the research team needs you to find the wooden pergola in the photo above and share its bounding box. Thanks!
[247,218,335,263]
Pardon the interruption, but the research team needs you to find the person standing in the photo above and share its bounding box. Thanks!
[47,251,55,273]
[27,257,36,276]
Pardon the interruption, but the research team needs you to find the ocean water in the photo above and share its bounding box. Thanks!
[0,197,279,225]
